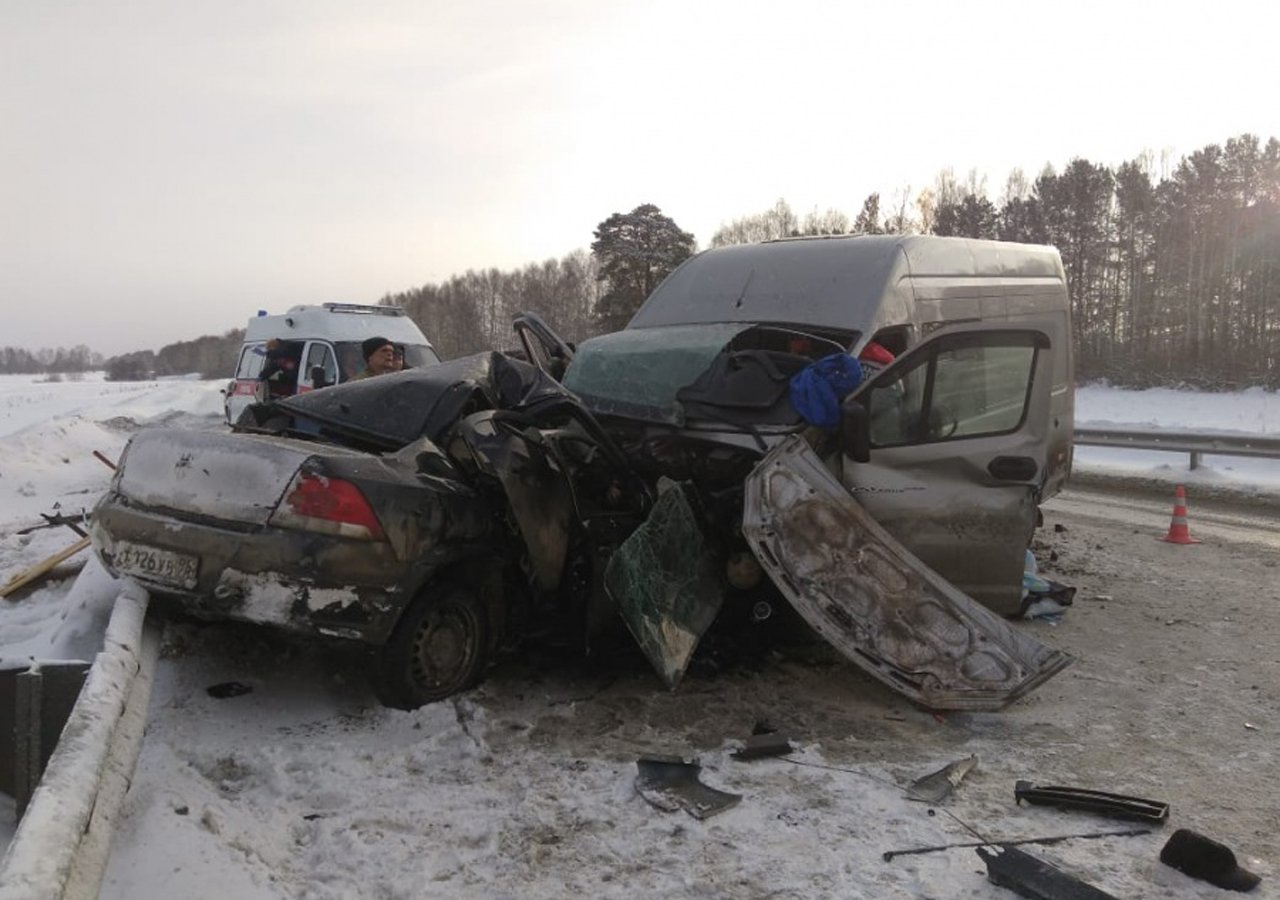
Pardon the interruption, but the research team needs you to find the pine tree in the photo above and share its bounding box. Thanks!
[591,204,696,333]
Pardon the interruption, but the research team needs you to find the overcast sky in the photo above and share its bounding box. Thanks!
[3,0,1278,356]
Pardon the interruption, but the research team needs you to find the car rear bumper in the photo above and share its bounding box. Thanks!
[90,494,420,645]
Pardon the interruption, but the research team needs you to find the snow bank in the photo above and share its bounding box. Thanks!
[0,587,157,900]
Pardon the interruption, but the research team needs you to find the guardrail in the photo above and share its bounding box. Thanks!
[1074,427,1280,470]
[0,586,158,900]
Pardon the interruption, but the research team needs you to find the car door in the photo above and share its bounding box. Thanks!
[740,325,1070,710]
[840,325,1054,615]
[298,341,339,393]
[225,341,267,424]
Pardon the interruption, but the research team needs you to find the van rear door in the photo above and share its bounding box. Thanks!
[840,325,1054,615]
[225,341,267,424]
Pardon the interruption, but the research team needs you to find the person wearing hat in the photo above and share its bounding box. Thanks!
[353,336,397,380]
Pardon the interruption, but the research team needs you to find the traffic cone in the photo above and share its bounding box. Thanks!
[1159,485,1201,544]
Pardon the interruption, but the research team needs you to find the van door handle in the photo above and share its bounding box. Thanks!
[988,456,1038,481]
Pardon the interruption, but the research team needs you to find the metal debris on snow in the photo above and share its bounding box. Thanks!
[906,755,978,804]
[634,757,742,820]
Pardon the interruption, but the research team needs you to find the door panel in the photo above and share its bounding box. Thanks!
[842,328,1053,614]
[300,342,338,392]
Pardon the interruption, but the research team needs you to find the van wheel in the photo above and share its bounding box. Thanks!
[373,586,489,710]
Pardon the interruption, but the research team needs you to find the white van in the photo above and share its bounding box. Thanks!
[224,303,439,424]
[573,234,1074,616]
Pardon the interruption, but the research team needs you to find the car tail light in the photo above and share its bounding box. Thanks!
[270,472,386,541]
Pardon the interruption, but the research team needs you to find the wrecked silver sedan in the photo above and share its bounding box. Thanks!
[91,235,1074,710]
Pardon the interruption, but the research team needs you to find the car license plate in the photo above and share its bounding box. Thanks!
[113,541,199,589]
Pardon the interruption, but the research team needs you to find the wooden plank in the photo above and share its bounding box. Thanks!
[1,537,92,600]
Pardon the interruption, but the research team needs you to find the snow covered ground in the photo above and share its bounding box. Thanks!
[0,373,1277,897]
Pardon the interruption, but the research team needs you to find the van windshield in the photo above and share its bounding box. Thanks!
[563,323,854,426]
[335,342,442,380]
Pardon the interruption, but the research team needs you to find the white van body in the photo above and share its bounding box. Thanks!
[614,234,1074,615]
[224,303,438,424]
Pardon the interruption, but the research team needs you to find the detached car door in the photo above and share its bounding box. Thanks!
[741,326,1070,711]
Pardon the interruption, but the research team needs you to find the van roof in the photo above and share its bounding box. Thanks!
[627,235,1064,333]
[243,303,433,346]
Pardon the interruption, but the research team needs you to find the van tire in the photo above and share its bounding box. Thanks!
[372,585,489,710]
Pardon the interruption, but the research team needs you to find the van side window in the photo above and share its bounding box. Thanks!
[865,333,1041,447]
[305,343,338,387]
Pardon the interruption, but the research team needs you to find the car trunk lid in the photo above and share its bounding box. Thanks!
[114,428,345,526]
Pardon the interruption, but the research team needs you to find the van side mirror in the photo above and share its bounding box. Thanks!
[840,396,871,463]
[310,366,329,389]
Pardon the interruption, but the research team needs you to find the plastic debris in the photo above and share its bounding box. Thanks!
[1014,780,1169,823]
[906,755,977,803]
[634,757,741,820]
[977,845,1119,899]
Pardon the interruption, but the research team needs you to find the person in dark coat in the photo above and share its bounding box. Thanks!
[259,339,301,399]
[352,336,397,380]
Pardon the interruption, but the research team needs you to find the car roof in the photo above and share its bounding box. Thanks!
[627,235,1063,333]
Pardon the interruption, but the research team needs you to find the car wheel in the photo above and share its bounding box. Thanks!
[373,586,489,710]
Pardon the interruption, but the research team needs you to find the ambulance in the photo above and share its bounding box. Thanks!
[223,303,439,424]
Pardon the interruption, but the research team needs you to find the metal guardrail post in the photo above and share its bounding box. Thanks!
[1074,427,1280,469]
[12,664,91,821]
[0,588,153,900]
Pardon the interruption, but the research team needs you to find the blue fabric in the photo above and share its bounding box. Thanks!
[789,353,863,429]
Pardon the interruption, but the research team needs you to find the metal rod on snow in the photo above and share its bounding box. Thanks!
[882,827,1151,861]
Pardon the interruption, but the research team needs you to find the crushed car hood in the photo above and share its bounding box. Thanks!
[742,436,1072,711]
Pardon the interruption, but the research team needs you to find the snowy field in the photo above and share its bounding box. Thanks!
[0,373,1277,898]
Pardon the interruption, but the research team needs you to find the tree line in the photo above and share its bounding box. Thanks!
[37,130,1280,390]
[102,330,246,381]
[0,345,101,375]
[385,133,1280,389]
[921,134,1280,389]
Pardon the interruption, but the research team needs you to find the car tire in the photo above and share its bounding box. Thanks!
[373,585,489,710]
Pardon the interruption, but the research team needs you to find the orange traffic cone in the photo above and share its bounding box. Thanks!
[1159,485,1201,544]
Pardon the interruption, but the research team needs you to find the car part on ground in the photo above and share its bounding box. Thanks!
[731,732,794,761]
[906,755,978,804]
[881,827,1151,862]
[633,757,742,820]
[1014,781,1170,824]
[976,845,1120,899]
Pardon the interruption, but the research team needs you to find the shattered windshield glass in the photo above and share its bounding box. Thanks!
[562,323,751,425]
